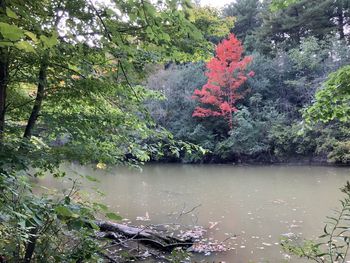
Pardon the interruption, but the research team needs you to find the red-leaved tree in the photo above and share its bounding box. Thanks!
[192,33,254,129]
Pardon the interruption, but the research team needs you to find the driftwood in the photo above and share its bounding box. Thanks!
[96,221,194,252]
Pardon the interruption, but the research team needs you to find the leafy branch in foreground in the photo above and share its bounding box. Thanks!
[304,65,350,125]
[282,181,350,262]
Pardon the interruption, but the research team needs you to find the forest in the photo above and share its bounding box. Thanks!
[146,0,350,164]
[0,0,349,262]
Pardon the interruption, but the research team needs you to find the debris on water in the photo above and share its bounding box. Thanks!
[262,242,272,246]
[136,212,150,221]
[179,226,206,240]
[209,221,219,229]
[189,240,230,253]
[273,199,286,204]
[282,232,296,238]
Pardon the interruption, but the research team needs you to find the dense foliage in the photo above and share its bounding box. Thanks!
[0,0,215,261]
[1,0,350,261]
[146,0,350,164]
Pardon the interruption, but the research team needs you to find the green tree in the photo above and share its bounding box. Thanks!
[257,0,334,51]
[304,65,350,124]
[191,5,234,44]
[223,0,262,41]
[270,0,350,41]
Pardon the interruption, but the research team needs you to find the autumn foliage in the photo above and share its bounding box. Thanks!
[192,33,254,129]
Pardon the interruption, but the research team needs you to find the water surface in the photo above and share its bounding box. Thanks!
[38,164,350,262]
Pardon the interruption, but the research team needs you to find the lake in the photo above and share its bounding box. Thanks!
[37,164,350,262]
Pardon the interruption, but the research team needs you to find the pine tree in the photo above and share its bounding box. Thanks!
[256,0,334,50]
[223,0,262,41]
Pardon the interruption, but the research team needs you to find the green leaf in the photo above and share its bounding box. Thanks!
[0,41,14,47]
[0,22,24,41]
[55,205,79,218]
[85,175,100,183]
[93,202,108,211]
[25,31,38,43]
[90,221,100,230]
[68,219,84,230]
[6,8,18,19]
[55,205,73,217]
[105,212,122,221]
[32,215,43,226]
[161,33,171,42]
[14,41,35,53]
[40,32,58,49]
[64,196,71,205]
[12,211,28,219]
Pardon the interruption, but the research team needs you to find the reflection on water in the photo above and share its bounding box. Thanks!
[38,164,350,262]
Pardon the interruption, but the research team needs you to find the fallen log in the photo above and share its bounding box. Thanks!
[96,221,194,252]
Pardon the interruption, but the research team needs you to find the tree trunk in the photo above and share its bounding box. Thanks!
[23,227,38,263]
[0,0,9,141]
[96,221,194,251]
[0,48,8,141]
[23,53,49,139]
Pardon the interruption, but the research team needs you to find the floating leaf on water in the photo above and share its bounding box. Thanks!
[262,242,272,246]
[96,162,107,169]
[208,221,219,229]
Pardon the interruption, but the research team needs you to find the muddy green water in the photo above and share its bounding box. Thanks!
[38,164,350,262]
